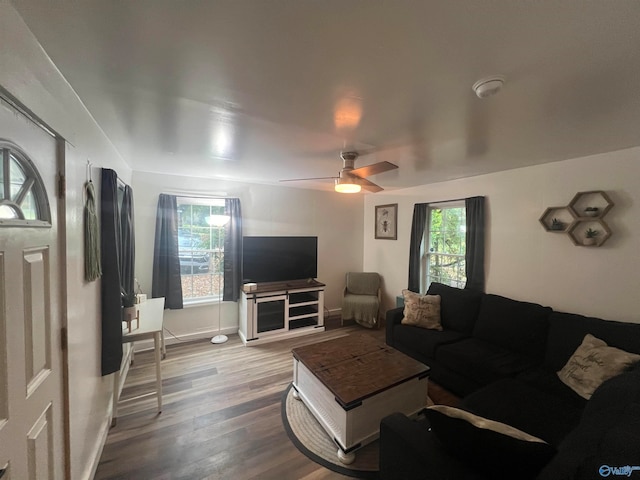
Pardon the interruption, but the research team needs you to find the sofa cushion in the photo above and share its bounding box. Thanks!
[516,368,587,409]
[461,378,583,447]
[536,369,640,480]
[401,290,443,330]
[473,294,551,359]
[426,282,483,334]
[424,405,556,479]
[557,334,640,400]
[393,324,467,358]
[379,412,486,480]
[582,361,640,418]
[583,406,640,476]
[545,311,640,372]
[436,338,539,385]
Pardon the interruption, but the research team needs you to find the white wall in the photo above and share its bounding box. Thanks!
[1,3,132,479]
[364,146,640,323]
[132,171,364,341]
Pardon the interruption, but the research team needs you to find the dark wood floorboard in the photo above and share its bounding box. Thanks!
[95,322,458,480]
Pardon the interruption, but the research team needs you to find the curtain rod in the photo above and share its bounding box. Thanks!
[164,191,239,199]
[430,198,465,205]
[417,195,483,206]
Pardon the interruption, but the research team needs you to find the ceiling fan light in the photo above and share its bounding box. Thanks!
[335,184,361,193]
[334,178,361,193]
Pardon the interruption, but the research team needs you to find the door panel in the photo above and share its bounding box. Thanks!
[23,248,51,397]
[27,404,53,479]
[0,102,64,479]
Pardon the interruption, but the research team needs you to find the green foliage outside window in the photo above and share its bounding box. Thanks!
[427,207,466,288]
[178,204,225,250]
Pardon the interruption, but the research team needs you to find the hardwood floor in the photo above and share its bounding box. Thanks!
[95,325,457,480]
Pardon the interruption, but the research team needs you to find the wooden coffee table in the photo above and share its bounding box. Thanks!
[291,334,429,464]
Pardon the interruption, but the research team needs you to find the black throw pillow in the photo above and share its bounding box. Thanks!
[425,405,557,479]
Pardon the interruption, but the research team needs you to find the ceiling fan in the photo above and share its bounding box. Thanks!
[280,150,398,193]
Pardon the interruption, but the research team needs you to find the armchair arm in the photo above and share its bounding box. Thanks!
[385,307,404,347]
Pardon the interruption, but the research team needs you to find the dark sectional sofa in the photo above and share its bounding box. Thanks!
[381,283,640,480]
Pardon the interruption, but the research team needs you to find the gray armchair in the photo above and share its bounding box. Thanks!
[341,272,381,328]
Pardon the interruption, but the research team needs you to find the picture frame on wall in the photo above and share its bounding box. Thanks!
[375,204,398,240]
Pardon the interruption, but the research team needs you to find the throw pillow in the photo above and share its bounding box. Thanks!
[425,405,556,479]
[557,333,640,400]
[401,290,442,330]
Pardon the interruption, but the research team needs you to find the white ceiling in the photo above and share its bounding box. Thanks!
[13,0,640,192]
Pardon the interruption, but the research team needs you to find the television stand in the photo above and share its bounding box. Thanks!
[238,280,325,346]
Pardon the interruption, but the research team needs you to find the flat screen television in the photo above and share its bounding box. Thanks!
[242,236,317,283]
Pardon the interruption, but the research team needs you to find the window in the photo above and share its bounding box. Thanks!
[0,142,51,226]
[424,203,466,289]
[176,197,226,302]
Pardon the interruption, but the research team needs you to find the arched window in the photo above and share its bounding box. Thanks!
[0,141,51,226]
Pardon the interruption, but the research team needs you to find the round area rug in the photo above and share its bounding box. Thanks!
[281,383,380,479]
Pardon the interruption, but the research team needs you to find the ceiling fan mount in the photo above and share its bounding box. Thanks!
[281,149,398,193]
[340,150,358,163]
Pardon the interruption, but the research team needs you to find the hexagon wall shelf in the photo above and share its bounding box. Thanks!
[568,191,615,219]
[568,219,612,247]
[538,206,576,233]
[540,191,614,247]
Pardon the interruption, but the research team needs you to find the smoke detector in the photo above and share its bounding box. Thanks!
[472,76,505,98]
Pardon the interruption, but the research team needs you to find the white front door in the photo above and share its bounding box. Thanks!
[0,103,65,479]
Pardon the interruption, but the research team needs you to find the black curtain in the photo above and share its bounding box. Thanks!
[465,196,486,292]
[223,198,242,302]
[152,194,183,309]
[408,203,429,293]
[120,185,135,300]
[100,169,123,376]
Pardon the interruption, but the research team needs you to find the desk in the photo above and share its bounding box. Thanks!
[112,297,165,425]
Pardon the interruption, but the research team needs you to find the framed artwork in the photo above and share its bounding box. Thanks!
[375,204,398,240]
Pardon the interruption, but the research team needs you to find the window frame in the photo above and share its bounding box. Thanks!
[176,196,226,305]
[0,141,51,227]
[422,201,467,292]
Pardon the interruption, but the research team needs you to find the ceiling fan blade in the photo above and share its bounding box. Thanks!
[351,161,398,178]
[279,176,337,183]
[356,177,384,193]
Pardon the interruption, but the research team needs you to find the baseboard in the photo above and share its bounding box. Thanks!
[86,345,134,479]
[83,414,111,480]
